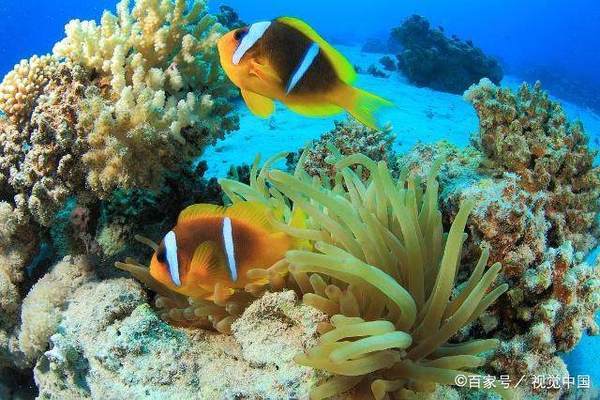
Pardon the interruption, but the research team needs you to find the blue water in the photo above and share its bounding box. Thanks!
[2,0,599,113]
[1,0,599,394]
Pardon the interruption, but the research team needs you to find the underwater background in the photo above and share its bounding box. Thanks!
[0,0,599,399]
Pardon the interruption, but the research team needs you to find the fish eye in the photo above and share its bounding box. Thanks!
[234,27,249,41]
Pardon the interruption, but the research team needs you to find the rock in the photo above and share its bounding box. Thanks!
[391,15,503,94]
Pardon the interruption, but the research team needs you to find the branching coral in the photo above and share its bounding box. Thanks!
[0,0,238,232]
[217,152,511,399]
[465,78,600,253]
[0,55,58,126]
[53,0,239,196]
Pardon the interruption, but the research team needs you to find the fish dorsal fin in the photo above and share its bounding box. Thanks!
[225,201,273,231]
[190,241,227,279]
[178,204,226,224]
[277,16,357,84]
[286,102,343,117]
[240,89,275,118]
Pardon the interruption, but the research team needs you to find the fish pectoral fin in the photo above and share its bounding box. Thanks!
[249,59,282,85]
[191,241,227,278]
[178,204,226,224]
[286,101,343,117]
[225,201,273,231]
[277,17,357,84]
[241,89,275,118]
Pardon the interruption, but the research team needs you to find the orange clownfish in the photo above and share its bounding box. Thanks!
[217,17,393,130]
[149,202,294,299]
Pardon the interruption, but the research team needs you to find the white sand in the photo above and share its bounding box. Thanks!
[202,45,600,178]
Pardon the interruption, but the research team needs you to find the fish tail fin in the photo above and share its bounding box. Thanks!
[343,86,394,130]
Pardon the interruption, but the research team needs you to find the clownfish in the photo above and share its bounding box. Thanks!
[148,201,295,299]
[217,17,393,130]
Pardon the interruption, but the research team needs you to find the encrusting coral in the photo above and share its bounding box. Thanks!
[18,256,95,363]
[34,280,326,399]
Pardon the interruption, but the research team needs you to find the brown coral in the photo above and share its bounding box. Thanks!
[464,78,600,253]
[287,118,397,183]
[398,86,600,398]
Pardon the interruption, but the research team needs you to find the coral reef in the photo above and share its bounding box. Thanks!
[53,0,239,196]
[465,78,600,253]
[286,118,397,184]
[397,80,600,399]
[0,0,239,383]
[391,15,503,94]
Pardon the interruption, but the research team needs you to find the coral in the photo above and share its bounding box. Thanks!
[367,65,389,78]
[219,153,510,399]
[398,88,600,398]
[216,5,246,30]
[0,0,239,376]
[379,56,397,72]
[0,60,90,227]
[53,0,239,196]
[286,118,397,184]
[0,55,59,126]
[34,282,325,399]
[465,78,600,252]
[0,0,238,232]
[391,15,503,94]
[0,201,40,370]
[18,256,95,363]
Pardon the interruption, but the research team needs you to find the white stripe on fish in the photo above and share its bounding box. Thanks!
[222,217,238,281]
[232,21,271,65]
[164,230,181,287]
[286,42,320,94]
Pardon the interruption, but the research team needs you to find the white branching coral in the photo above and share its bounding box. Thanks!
[53,0,239,196]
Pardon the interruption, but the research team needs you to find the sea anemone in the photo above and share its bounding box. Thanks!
[221,151,511,399]
[118,150,510,398]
